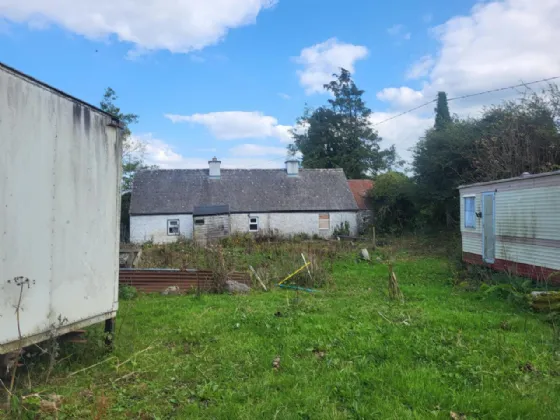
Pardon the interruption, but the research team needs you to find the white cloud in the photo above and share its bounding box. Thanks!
[165,111,293,143]
[378,0,560,111]
[229,144,287,156]
[0,0,276,54]
[132,133,285,169]
[377,86,425,109]
[370,113,433,162]
[387,24,411,41]
[278,92,291,100]
[294,38,368,94]
[406,55,435,80]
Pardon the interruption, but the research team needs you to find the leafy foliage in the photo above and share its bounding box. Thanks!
[407,84,560,230]
[332,221,351,237]
[434,91,451,131]
[100,87,157,194]
[289,69,398,178]
[369,172,417,234]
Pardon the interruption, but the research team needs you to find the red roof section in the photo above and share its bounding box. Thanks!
[347,179,373,210]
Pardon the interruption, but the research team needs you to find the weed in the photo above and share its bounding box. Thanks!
[3,236,560,419]
[119,285,138,301]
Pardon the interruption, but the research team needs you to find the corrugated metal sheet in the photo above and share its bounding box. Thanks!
[119,269,250,293]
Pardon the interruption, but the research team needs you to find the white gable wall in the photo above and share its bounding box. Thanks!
[130,211,357,243]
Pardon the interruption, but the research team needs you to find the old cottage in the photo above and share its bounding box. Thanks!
[129,158,359,244]
[459,171,560,282]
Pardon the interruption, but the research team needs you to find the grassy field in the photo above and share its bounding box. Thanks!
[3,237,560,419]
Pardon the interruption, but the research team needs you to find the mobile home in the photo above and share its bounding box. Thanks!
[459,171,560,282]
[0,62,122,371]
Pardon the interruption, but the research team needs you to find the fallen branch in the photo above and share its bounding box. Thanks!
[377,311,393,324]
[67,357,116,378]
[249,266,267,291]
[115,345,154,370]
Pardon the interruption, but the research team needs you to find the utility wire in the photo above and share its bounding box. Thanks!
[236,75,560,168]
[370,76,560,127]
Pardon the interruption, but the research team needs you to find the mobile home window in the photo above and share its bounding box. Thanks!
[167,219,180,235]
[249,217,259,232]
[319,214,330,230]
[464,197,475,228]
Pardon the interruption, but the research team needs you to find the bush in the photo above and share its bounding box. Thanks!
[119,285,138,300]
[332,221,350,237]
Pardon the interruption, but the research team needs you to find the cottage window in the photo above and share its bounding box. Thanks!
[194,218,205,225]
[464,197,476,228]
[167,219,180,235]
[249,217,258,232]
[319,214,330,230]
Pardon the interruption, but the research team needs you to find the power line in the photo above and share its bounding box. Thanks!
[370,76,560,128]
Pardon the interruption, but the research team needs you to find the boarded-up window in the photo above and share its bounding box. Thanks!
[319,214,330,230]
[464,197,475,228]
[249,217,258,232]
[167,219,180,235]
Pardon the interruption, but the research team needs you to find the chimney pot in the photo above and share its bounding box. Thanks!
[209,157,221,178]
[286,159,299,176]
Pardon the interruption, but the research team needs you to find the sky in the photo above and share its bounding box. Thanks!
[1,0,559,169]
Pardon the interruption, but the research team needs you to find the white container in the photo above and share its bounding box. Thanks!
[0,63,121,354]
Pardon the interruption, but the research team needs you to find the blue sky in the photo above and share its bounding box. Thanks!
[1,0,559,168]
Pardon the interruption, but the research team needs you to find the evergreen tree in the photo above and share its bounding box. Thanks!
[434,91,451,131]
[289,69,397,178]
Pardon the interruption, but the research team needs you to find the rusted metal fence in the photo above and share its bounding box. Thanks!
[119,268,251,293]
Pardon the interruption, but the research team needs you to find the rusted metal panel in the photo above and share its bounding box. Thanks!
[119,269,250,293]
[0,63,121,353]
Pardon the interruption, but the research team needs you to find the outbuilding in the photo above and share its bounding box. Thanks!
[459,171,560,282]
[130,158,359,244]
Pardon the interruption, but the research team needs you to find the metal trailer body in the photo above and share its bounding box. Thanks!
[0,62,122,354]
[459,171,560,282]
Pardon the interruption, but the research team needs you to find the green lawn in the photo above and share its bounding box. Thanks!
[4,242,560,419]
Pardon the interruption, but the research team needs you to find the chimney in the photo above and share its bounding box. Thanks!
[286,159,299,176]
[209,157,221,179]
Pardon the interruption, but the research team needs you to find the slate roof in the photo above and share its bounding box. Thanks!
[130,169,359,215]
[347,179,374,210]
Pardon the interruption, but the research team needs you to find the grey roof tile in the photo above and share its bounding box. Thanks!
[130,168,359,214]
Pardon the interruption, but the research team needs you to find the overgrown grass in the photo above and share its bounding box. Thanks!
[3,238,560,419]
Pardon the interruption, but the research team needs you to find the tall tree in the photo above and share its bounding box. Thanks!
[289,69,397,178]
[100,87,154,193]
[434,91,451,131]
[100,88,156,242]
[471,86,560,180]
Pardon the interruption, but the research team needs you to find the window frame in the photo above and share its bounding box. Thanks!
[249,216,259,232]
[463,196,476,229]
[194,217,205,226]
[167,219,180,236]
[318,213,330,230]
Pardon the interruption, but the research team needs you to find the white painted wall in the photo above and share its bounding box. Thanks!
[130,214,194,243]
[230,212,358,238]
[131,211,358,243]
[1,65,121,352]
[460,183,560,270]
